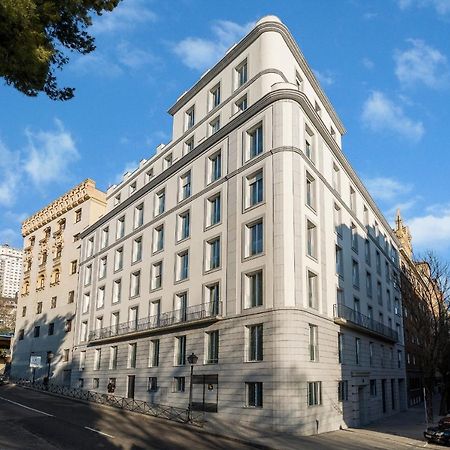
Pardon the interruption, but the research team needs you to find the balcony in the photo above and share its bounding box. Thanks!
[333,303,398,343]
[88,302,222,343]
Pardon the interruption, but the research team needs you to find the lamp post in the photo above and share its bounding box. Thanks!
[46,351,54,388]
[187,352,198,421]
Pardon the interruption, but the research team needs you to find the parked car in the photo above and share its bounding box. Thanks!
[424,417,450,446]
[0,375,8,385]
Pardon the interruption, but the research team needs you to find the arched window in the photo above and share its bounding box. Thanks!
[37,275,45,289]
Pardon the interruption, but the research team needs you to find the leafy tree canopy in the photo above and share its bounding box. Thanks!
[0,0,121,100]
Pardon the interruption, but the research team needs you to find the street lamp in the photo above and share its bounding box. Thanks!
[46,351,54,387]
[187,352,198,421]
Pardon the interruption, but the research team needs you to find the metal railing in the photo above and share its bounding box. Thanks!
[12,379,205,425]
[89,301,222,342]
[333,303,398,342]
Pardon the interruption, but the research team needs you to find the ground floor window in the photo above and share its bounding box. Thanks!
[370,379,377,396]
[148,377,157,392]
[173,377,185,392]
[246,382,263,407]
[307,381,322,406]
[93,378,100,389]
[338,380,348,402]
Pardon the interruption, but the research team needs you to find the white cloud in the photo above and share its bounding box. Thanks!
[116,42,158,69]
[0,228,20,246]
[24,119,80,187]
[361,91,424,141]
[313,69,335,86]
[364,177,413,202]
[0,139,20,206]
[114,161,138,185]
[362,57,375,70]
[92,0,157,34]
[70,52,123,78]
[398,0,450,15]
[394,39,450,89]
[408,210,450,250]
[173,20,254,71]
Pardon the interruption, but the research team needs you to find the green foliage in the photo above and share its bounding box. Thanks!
[0,0,121,100]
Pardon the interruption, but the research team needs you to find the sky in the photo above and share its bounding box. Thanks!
[1,0,449,261]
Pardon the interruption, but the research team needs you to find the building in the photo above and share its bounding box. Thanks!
[0,333,13,374]
[0,295,17,334]
[0,244,22,298]
[11,179,106,384]
[69,16,406,435]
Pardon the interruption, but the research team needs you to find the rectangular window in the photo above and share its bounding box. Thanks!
[206,237,221,270]
[236,59,248,87]
[130,271,141,297]
[377,281,382,305]
[80,321,88,342]
[95,316,103,331]
[355,337,361,365]
[209,151,222,183]
[307,271,318,309]
[364,205,369,227]
[82,293,90,314]
[352,260,360,288]
[173,377,185,392]
[338,333,344,363]
[370,379,377,396]
[246,220,263,256]
[153,225,164,253]
[114,194,121,205]
[111,312,119,333]
[306,172,316,210]
[307,381,322,406]
[206,330,219,364]
[129,306,138,330]
[247,170,263,207]
[128,343,137,369]
[36,302,43,314]
[365,239,371,265]
[175,292,188,322]
[164,153,172,169]
[145,168,154,182]
[186,106,195,130]
[116,216,125,240]
[112,279,121,303]
[75,209,82,223]
[177,251,189,281]
[48,323,54,336]
[114,247,123,271]
[366,272,372,297]
[307,221,317,258]
[246,382,263,407]
[87,237,94,257]
[369,341,374,366]
[101,227,109,249]
[149,339,160,367]
[151,261,163,290]
[175,335,186,366]
[245,270,263,308]
[179,171,192,200]
[209,116,220,134]
[351,223,358,252]
[247,324,263,362]
[309,324,318,361]
[98,256,107,279]
[350,186,356,213]
[332,163,340,193]
[334,203,342,236]
[184,137,194,154]
[129,181,137,195]
[376,251,381,274]
[206,282,220,315]
[109,346,118,370]
[155,190,165,216]
[134,204,144,229]
[148,377,157,392]
[385,261,390,283]
[84,264,92,286]
[398,350,402,368]
[97,286,105,309]
[178,211,190,241]
[34,326,40,338]
[305,130,314,161]
[336,245,344,277]
[79,350,86,369]
[248,124,263,159]
[132,237,143,263]
[338,380,348,402]
[236,94,248,112]
[207,193,221,226]
[68,290,75,304]
[94,348,101,370]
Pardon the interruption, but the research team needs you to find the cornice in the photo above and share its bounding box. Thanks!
[22,179,106,237]
[81,88,395,245]
[167,19,345,135]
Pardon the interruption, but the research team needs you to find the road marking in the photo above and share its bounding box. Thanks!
[0,395,54,417]
[84,426,115,438]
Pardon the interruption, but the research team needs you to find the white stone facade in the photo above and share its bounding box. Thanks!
[0,244,23,298]
[67,17,406,435]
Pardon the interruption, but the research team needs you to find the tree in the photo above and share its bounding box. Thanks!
[0,0,121,101]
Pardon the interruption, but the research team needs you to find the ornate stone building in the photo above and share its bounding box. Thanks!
[11,179,106,384]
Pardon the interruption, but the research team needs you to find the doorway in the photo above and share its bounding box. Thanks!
[358,386,367,426]
[127,375,135,399]
[381,379,387,413]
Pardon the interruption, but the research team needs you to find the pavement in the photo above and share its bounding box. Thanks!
[0,383,445,450]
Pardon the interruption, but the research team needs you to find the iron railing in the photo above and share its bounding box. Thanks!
[89,301,222,342]
[333,303,398,342]
[12,379,205,425]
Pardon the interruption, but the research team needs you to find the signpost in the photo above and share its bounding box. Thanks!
[29,355,41,384]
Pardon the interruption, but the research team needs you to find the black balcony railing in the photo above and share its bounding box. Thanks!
[88,301,222,342]
[333,303,398,342]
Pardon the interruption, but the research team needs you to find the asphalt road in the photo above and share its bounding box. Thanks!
[0,384,258,450]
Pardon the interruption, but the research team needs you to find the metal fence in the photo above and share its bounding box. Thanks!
[13,379,205,426]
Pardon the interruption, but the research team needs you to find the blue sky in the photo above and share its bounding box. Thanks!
[1,0,449,260]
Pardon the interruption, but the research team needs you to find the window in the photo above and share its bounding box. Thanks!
[151,261,163,290]
[93,378,100,389]
[86,237,94,257]
[128,343,137,368]
[385,261,390,283]
[246,220,263,257]
[387,289,392,311]
[377,281,382,305]
[332,162,341,193]
[306,221,317,258]
[132,236,143,263]
[149,339,160,367]
[145,168,154,182]
[184,137,194,154]
[22,306,26,317]
[79,351,86,369]
[84,264,92,286]
[62,349,70,363]
[338,333,344,363]
[73,233,80,242]
[111,311,120,333]
[51,296,57,308]
[206,330,219,364]
[149,300,161,325]
[178,211,190,241]
[82,293,90,313]
[164,153,173,169]
[338,381,348,402]
[236,59,248,87]
[129,181,137,196]
[336,245,344,277]
[295,70,304,90]
[18,329,24,340]
[247,324,263,362]
[206,282,220,315]
[65,319,72,333]
[75,209,82,223]
[306,172,316,210]
[246,170,263,207]
[179,171,192,200]
[363,205,369,227]
[175,292,188,322]
[173,377,185,392]
[151,225,164,253]
[93,349,101,371]
[97,286,105,309]
[114,194,121,205]
[176,251,189,281]
[397,350,402,368]
[101,227,109,249]
[114,247,123,271]
[116,216,125,240]
[309,324,318,361]
[351,223,358,252]
[134,204,144,229]
[186,106,195,130]
[155,190,165,216]
[206,237,221,270]
[95,316,103,331]
[207,193,221,227]
[314,101,321,116]
[112,279,121,303]
[370,379,377,396]
[210,116,220,134]
[307,271,318,309]
[334,203,342,235]
[236,94,248,112]
[246,382,263,407]
[352,260,360,288]
[33,326,40,337]
[148,377,158,392]
[394,298,400,316]
[369,341,374,366]
[70,260,77,275]
[245,270,263,308]
[355,337,361,365]
[350,186,356,213]
[48,323,54,336]
[98,256,107,279]
[109,346,118,370]
[307,381,322,406]
[365,240,371,265]
[130,271,141,297]
[366,272,372,297]
[305,126,315,161]
[209,151,222,183]
[248,124,263,159]
[175,335,186,366]
[376,251,381,274]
